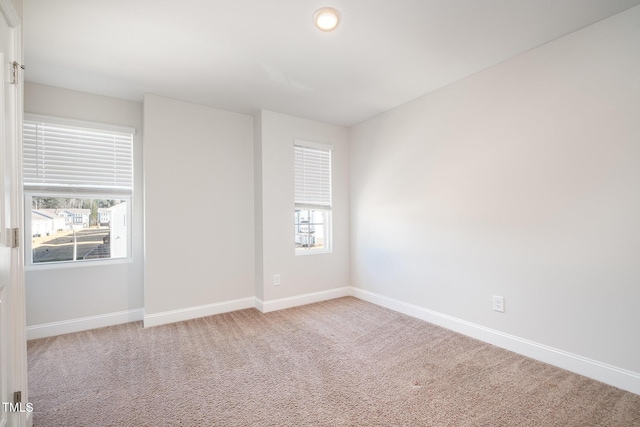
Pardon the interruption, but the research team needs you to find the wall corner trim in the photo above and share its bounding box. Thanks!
[350,287,640,396]
[26,309,144,340]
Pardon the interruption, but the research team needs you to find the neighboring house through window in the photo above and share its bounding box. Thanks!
[294,140,332,254]
[23,114,134,265]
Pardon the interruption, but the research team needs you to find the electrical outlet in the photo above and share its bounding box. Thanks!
[493,295,504,313]
[273,274,281,286]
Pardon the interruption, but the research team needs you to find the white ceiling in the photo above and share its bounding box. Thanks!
[24,0,640,127]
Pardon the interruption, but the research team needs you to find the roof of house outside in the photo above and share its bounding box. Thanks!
[32,210,56,220]
[60,209,91,215]
[107,202,126,211]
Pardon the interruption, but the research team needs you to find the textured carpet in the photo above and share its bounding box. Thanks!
[28,297,640,426]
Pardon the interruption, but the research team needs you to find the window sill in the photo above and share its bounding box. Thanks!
[295,249,332,256]
[25,257,133,271]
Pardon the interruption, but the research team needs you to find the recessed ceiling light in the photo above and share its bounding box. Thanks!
[313,7,341,32]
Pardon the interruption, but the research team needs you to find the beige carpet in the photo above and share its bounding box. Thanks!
[28,297,640,426]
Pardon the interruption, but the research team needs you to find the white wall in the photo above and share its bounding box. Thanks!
[143,94,255,321]
[24,82,144,326]
[350,6,640,374]
[255,110,350,303]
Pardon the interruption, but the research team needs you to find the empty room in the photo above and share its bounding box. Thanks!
[1,0,639,426]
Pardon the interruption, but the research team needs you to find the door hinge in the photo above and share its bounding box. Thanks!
[14,391,21,404]
[7,227,19,248]
[11,61,25,85]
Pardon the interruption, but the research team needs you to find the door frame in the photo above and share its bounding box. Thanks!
[0,0,27,426]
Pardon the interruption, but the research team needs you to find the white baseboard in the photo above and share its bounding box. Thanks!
[256,287,352,313]
[351,287,640,396]
[143,297,255,328]
[26,309,144,340]
[25,287,350,338]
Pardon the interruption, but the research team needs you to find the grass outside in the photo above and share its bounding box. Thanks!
[32,227,109,263]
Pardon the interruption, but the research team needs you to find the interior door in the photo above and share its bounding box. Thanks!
[0,1,27,426]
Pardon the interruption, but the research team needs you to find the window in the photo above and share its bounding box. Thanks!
[294,140,332,254]
[23,114,134,266]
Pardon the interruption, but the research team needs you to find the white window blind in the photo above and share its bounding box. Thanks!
[294,142,332,208]
[23,115,134,194]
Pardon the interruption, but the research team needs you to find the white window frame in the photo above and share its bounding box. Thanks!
[23,114,135,269]
[294,139,332,255]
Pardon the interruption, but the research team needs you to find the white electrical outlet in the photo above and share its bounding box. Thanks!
[273,274,281,286]
[493,295,505,313]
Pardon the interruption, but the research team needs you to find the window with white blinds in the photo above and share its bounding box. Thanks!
[23,115,135,267]
[294,142,332,208]
[294,140,332,254]
[23,115,134,194]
